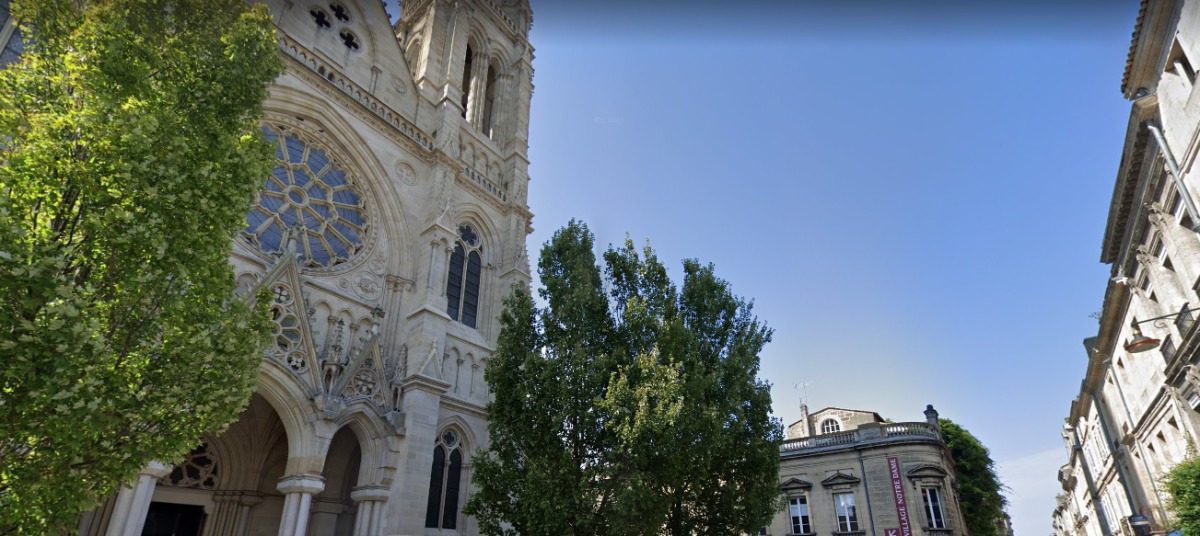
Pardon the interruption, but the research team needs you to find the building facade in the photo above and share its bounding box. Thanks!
[1055,0,1200,533]
[764,405,966,536]
[70,0,536,535]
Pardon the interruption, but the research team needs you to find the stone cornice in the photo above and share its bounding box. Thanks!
[1101,96,1157,266]
[820,472,860,487]
[440,394,486,419]
[1122,0,1177,99]
[401,373,451,394]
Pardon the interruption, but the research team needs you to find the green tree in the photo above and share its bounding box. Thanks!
[0,0,282,531]
[465,220,782,536]
[939,418,1008,536]
[1164,455,1200,534]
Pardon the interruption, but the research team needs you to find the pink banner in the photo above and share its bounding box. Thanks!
[888,457,912,536]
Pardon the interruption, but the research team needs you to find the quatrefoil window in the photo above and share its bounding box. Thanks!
[330,2,350,22]
[310,8,331,29]
[340,29,360,51]
[245,127,369,269]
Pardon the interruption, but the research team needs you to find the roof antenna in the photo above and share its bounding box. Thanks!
[793,381,810,408]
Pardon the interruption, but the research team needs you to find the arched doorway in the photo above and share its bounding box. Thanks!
[143,394,291,536]
[309,426,361,535]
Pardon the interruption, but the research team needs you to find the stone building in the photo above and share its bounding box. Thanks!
[762,405,966,536]
[1054,0,1200,533]
[66,0,537,535]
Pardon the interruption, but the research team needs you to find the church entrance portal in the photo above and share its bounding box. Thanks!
[141,502,204,536]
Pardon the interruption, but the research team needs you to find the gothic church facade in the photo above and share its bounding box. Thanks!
[75,1,535,534]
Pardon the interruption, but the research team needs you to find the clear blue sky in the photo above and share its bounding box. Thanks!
[522,2,1137,534]
[385,1,1139,532]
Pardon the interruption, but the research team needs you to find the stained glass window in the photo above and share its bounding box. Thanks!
[245,127,369,269]
[446,225,482,328]
[426,430,464,529]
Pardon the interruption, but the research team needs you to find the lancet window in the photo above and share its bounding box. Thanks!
[446,225,483,328]
[425,429,464,529]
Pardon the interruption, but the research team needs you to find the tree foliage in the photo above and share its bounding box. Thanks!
[939,418,1007,536]
[1164,455,1200,534]
[465,220,783,536]
[0,0,282,530]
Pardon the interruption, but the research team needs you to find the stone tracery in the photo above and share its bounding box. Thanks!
[245,125,371,270]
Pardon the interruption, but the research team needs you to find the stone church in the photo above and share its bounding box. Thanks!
[72,0,536,534]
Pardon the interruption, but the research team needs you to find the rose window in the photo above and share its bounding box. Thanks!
[245,127,369,269]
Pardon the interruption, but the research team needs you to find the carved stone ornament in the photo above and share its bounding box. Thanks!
[395,161,417,186]
[355,275,383,300]
[368,257,387,275]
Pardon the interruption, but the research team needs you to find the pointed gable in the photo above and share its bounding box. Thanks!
[821,472,861,488]
[907,464,949,480]
[251,254,323,391]
[781,477,813,491]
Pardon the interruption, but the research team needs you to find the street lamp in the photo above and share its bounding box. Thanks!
[1122,307,1200,353]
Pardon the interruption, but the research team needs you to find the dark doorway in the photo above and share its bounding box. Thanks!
[141,502,204,536]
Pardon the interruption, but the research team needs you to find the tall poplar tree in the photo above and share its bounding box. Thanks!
[466,220,782,536]
[939,419,1008,536]
[0,0,281,531]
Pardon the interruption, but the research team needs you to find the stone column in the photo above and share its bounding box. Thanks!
[105,461,171,536]
[479,263,498,340]
[1149,204,1200,302]
[441,242,456,299]
[202,492,238,536]
[467,51,489,126]
[201,491,261,536]
[492,72,515,143]
[350,486,390,536]
[1141,248,1190,311]
[276,474,325,536]
[382,275,412,360]
[307,498,344,535]
[235,493,262,536]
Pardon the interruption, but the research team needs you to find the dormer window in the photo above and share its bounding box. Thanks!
[820,418,841,434]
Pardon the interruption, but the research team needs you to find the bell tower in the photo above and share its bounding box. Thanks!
[397,0,533,151]
[396,0,535,310]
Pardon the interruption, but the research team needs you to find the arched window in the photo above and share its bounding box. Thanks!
[425,429,464,529]
[460,45,474,118]
[446,225,482,328]
[161,443,218,489]
[481,64,498,138]
[820,418,841,434]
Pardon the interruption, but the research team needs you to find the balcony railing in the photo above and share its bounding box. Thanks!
[780,422,940,454]
[464,165,508,203]
[276,35,435,152]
